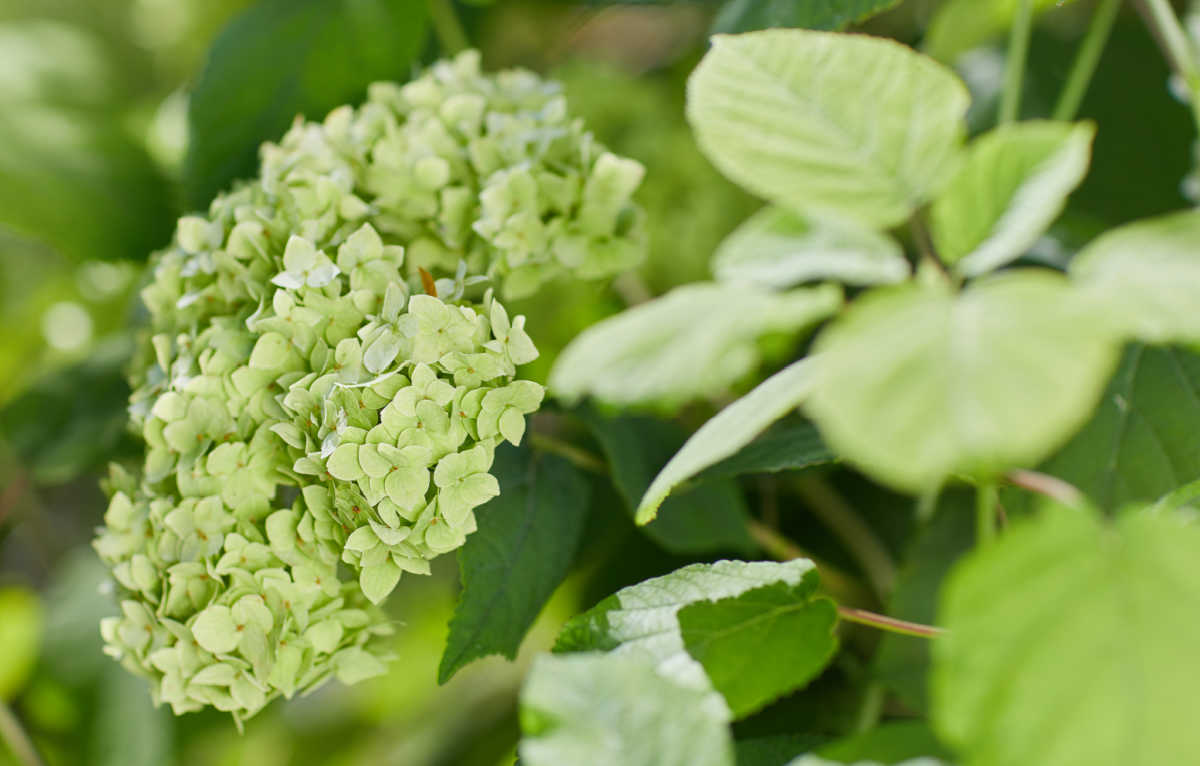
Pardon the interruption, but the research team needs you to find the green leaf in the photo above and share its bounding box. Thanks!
[0,586,42,700]
[636,358,819,524]
[1070,209,1200,344]
[787,757,945,766]
[871,493,975,713]
[1026,344,1200,511]
[735,734,826,766]
[184,0,429,208]
[806,271,1121,492]
[555,559,818,699]
[678,572,838,717]
[580,411,756,554]
[712,0,901,34]
[713,207,909,288]
[550,283,840,410]
[439,445,590,683]
[687,30,968,228]
[519,652,735,766]
[932,506,1200,766]
[930,121,1094,277]
[694,415,835,483]
[815,721,952,763]
[924,0,1075,63]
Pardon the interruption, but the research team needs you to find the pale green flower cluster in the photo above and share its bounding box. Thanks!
[91,50,642,721]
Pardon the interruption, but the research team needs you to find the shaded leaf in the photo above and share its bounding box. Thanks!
[816,721,952,763]
[439,445,590,682]
[696,415,835,483]
[712,0,901,34]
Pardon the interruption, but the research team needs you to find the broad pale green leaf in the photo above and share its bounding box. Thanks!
[637,358,819,524]
[930,121,1094,277]
[816,721,953,763]
[932,506,1200,766]
[184,0,429,207]
[806,271,1121,492]
[519,652,734,766]
[580,411,756,554]
[438,445,590,683]
[924,0,1077,63]
[712,0,901,35]
[555,559,817,700]
[714,207,909,288]
[550,283,841,409]
[695,414,835,483]
[1026,344,1200,511]
[678,572,838,717]
[1070,209,1200,344]
[687,30,969,228]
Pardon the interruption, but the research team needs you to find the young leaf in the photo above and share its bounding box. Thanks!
[695,415,835,483]
[1070,209,1200,344]
[636,358,819,524]
[930,121,1095,277]
[556,559,818,699]
[550,282,841,410]
[932,506,1200,766]
[713,207,909,289]
[924,0,1072,63]
[1024,344,1200,511]
[580,412,756,554]
[184,0,429,207]
[519,652,735,766]
[687,30,968,228]
[439,446,590,683]
[678,572,838,717]
[711,0,901,35]
[806,271,1121,493]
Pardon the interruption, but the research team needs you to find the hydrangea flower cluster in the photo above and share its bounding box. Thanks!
[94,51,644,722]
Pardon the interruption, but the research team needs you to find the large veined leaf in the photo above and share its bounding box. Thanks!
[636,358,819,524]
[519,652,734,766]
[924,0,1078,63]
[713,207,909,288]
[712,0,901,34]
[550,283,841,409]
[1030,344,1200,511]
[1070,209,1200,344]
[932,507,1200,766]
[806,271,1121,492]
[438,446,590,683]
[687,30,969,228]
[930,121,1094,277]
[677,573,838,717]
[556,559,819,699]
[184,0,428,207]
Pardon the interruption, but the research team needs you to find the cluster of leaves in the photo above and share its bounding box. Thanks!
[92,49,647,722]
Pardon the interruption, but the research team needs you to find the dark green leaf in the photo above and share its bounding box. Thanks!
[816,721,952,763]
[871,492,975,713]
[735,733,825,766]
[184,0,429,208]
[579,411,755,554]
[0,340,134,485]
[696,415,835,482]
[678,572,838,718]
[713,0,901,34]
[439,445,590,683]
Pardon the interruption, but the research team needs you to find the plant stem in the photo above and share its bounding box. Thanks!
[854,682,886,734]
[428,0,469,55]
[1053,0,1122,121]
[0,703,43,766]
[794,476,897,601]
[528,432,607,475]
[909,213,950,280]
[976,481,998,546]
[748,520,877,608]
[837,605,945,639]
[1137,0,1200,127]
[1000,0,1035,124]
[1006,468,1086,507]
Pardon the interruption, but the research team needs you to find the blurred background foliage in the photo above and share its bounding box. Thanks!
[0,1,1196,764]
